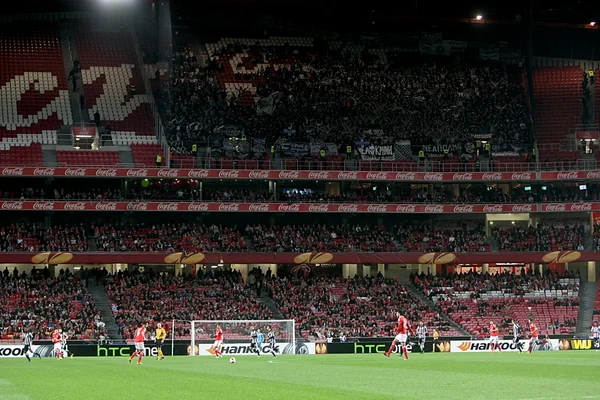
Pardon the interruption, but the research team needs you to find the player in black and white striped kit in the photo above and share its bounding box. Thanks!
[591,322,600,349]
[249,326,260,356]
[512,320,524,353]
[265,326,277,358]
[416,321,427,354]
[22,329,34,362]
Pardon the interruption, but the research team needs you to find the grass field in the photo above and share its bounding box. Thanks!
[0,352,599,400]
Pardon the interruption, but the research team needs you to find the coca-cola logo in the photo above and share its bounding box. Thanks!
[277,170,299,180]
[586,170,600,179]
[157,203,180,211]
[481,172,503,181]
[218,170,240,179]
[512,204,535,213]
[126,169,148,178]
[452,173,473,181]
[570,203,593,211]
[544,204,566,212]
[33,168,55,176]
[127,202,148,211]
[95,168,118,177]
[424,205,445,213]
[64,202,86,211]
[64,168,86,177]
[395,204,416,213]
[453,205,474,213]
[308,204,330,212]
[248,204,270,212]
[218,203,240,212]
[248,171,270,179]
[336,171,358,180]
[2,167,24,176]
[424,173,444,181]
[307,171,330,180]
[277,204,301,212]
[511,172,533,180]
[367,204,388,213]
[187,170,210,179]
[337,204,359,212]
[1,201,24,210]
[365,172,389,180]
[556,172,579,180]
[95,203,117,211]
[187,203,210,212]
[394,172,416,181]
[33,202,55,210]
[482,204,504,213]
[157,169,179,178]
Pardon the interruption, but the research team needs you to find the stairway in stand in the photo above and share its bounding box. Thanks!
[88,284,125,344]
[576,282,598,337]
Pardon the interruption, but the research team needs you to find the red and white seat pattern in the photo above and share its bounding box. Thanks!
[131,143,163,167]
[56,150,120,167]
[111,131,157,146]
[0,22,72,138]
[75,26,155,137]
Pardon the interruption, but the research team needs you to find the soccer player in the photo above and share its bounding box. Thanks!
[257,329,264,356]
[266,325,277,358]
[249,326,260,357]
[129,323,147,365]
[384,312,414,360]
[489,321,501,353]
[512,319,523,353]
[155,322,166,360]
[22,329,34,362]
[416,321,427,354]
[528,319,538,354]
[591,322,600,349]
[60,330,70,358]
[52,328,63,359]
[213,324,224,359]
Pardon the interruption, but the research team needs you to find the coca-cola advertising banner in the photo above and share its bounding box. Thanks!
[0,167,539,182]
[0,201,546,213]
[0,249,594,265]
[540,171,600,180]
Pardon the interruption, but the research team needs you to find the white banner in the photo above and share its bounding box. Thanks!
[450,339,559,352]
[190,342,315,356]
[0,344,40,358]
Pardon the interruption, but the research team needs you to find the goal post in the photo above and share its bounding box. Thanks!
[184,320,296,356]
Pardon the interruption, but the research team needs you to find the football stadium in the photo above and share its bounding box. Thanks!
[0,0,600,398]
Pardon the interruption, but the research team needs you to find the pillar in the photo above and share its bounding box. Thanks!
[482,263,489,274]
[588,261,596,283]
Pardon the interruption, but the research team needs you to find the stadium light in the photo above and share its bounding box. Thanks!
[476,15,483,20]
[591,21,597,26]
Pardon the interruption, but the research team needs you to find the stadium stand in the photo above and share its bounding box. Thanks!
[0,271,105,340]
[56,150,120,166]
[265,272,460,339]
[395,221,489,252]
[492,224,586,252]
[105,270,271,339]
[0,223,89,252]
[412,271,580,336]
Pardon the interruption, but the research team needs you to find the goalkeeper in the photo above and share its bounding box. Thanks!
[155,323,166,360]
[256,329,264,357]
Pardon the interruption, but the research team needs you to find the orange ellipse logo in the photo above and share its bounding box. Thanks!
[541,251,581,264]
[417,252,456,265]
[293,252,334,265]
[163,252,205,265]
[31,252,73,264]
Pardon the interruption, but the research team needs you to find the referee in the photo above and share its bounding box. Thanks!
[155,323,166,360]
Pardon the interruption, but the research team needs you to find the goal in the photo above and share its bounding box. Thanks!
[183,320,296,356]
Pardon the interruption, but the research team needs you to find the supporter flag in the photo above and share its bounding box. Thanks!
[256,91,282,115]
[394,140,412,160]
[251,138,267,154]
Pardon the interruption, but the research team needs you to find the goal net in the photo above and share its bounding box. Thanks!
[183,320,296,356]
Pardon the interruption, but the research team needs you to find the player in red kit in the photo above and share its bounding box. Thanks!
[51,328,63,359]
[129,323,147,365]
[213,324,224,359]
[489,321,501,353]
[528,319,539,354]
[384,312,414,360]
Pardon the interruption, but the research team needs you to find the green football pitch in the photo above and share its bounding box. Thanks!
[0,352,598,400]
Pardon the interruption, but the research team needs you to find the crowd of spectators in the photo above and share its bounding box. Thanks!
[0,269,106,340]
[265,270,457,339]
[492,224,586,252]
[246,224,398,252]
[164,37,532,154]
[412,270,580,336]
[395,222,489,252]
[94,223,247,252]
[105,268,270,339]
[0,223,89,252]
